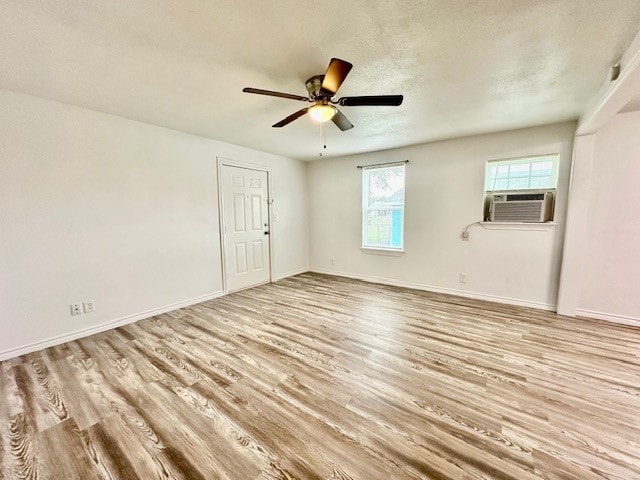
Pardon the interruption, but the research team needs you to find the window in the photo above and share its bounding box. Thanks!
[362,164,405,250]
[485,154,559,192]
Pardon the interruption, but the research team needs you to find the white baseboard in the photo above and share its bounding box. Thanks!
[0,268,310,362]
[0,290,224,362]
[272,268,310,281]
[310,268,556,311]
[575,308,640,328]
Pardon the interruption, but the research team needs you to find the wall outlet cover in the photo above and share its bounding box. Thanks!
[83,300,95,313]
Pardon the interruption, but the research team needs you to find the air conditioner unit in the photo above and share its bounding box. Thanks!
[487,190,555,222]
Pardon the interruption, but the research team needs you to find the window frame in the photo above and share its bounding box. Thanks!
[484,153,560,193]
[361,163,406,252]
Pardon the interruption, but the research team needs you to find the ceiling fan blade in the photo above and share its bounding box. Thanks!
[272,107,309,127]
[321,58,353,95]
[338,95,403,106]
[243,87,309,102]
[331,109,354,131]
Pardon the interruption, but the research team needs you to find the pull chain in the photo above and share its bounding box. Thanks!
[319,123,327,157]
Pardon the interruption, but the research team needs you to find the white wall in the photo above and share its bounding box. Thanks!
[308,122,576,309]
[556,134,595,316]
[575,111,640,323]
[0,89,308,359]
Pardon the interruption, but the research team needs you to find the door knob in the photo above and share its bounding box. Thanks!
[264,231,270,235]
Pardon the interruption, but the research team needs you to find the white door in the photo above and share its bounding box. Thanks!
[220,165,271,292]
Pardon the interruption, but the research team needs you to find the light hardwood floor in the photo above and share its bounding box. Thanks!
[1,273,639,479]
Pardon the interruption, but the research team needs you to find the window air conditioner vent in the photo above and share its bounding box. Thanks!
[488,190,555,223]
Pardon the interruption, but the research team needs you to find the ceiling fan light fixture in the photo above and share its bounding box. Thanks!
[308,104,337,123]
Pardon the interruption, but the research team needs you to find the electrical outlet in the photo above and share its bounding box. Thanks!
[83,300,95,313]
[459,273,467,284]
[330,259,335,266]
[70,303,82,316]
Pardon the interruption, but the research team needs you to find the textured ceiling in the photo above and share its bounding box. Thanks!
[1,1,639,160]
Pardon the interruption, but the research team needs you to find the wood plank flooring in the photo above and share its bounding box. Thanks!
[1,272,640,479]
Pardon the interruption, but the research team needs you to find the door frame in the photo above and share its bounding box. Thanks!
[216,157,274,294]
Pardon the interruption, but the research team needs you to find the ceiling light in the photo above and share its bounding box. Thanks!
[308,104,336,123]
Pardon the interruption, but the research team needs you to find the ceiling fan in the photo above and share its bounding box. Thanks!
[242,58,403,131]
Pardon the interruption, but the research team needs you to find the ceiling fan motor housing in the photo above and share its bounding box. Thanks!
[305,75,326,100]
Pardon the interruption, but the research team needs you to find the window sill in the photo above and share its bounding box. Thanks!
[480,221,557,231]
[360,247,405,256]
